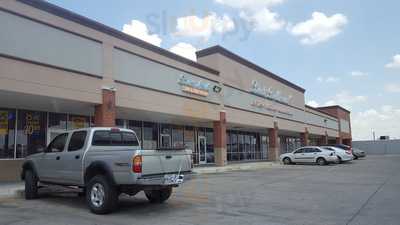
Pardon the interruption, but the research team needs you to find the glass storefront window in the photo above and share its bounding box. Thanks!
[49,113,67,130]
[143,122,157,149]
[184,126,196,164]
[172,125,184,148]
[0,109,16,159]
[160,124,171,148]
[16,110,46,158]
[115,119,125,128]
[227,131,265,162]
[68,115,90,130]
[205,128,214,163]
[128,120,142,147]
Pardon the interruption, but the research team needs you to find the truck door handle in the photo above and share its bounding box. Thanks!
[75,155,80,159]
[56,156,60,160]
[166,155,172,159]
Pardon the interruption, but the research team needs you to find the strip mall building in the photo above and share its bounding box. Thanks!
[0,0,352,181]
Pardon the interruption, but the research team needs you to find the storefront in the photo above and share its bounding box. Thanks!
[0,0,352,181]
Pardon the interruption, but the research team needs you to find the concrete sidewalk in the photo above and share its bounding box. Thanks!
[193,161,280,174]
[0,182,24,199]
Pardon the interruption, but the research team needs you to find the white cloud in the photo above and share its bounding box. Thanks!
[215,0,285,33]
[385,54,400,69]
[352,105,400,140]
[350,71,368,77]
[175,13,235,40]
[123,20,162,47]
[324,90,367,109]
[385,84,400,93]
[169,42,197,61]
[307,100,320,108]
[239,8,285,32]
[215,0,285,10]
[317,76,340,83]
[288,12,348,45]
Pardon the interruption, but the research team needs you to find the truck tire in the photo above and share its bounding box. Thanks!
[86,175,118,214]
[24,170,39,200]
[145,187,172,203]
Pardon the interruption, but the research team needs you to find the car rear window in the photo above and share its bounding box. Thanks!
[92,131,139,147]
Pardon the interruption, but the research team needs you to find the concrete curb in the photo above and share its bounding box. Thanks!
[193,161,281,175]
[0,183,24,199]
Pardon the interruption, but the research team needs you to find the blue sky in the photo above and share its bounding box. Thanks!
[48,0,400,140]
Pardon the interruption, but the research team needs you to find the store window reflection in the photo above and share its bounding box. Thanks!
[172,125,184,148]
[16,110,46,158]
[68,115,89,130]
[143,122,157,149]
[184,126,196,164]
[0,109,16,159]
[205,128,214,163]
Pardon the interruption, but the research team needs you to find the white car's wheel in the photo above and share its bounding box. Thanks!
[317,157,327,166]
[283,157,292,165]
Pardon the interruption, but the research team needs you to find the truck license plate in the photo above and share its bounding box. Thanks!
[164,174,184,185]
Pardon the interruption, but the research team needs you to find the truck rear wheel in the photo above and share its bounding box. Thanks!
[86,175,118,214]
[145,187,172,203]
[24,170,39,200]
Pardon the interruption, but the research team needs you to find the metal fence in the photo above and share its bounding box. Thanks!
[352,139,400,155]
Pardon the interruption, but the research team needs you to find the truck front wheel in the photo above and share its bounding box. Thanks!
[24,170,39,200]
[145,187,172,203]
[86,175,118,214]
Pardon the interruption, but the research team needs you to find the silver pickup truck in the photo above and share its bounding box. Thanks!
[21,127,192,214]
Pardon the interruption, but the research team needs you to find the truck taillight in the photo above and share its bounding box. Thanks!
[132,155,142,173]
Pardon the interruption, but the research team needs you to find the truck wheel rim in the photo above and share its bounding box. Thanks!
[90,183,105,207]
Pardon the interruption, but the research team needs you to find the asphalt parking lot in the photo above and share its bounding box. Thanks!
[0,155,399,225]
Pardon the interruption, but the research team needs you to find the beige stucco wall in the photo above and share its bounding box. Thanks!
[198,54,305,109]
[0,56,102,104]
[116,83,220,122]
[225,107,274,129]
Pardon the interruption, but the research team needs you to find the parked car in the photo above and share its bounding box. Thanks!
[21,127,193,214]
[280,146,338,166]
[321,146,353,163]
[334,144,366,159]
[352,148,366,159]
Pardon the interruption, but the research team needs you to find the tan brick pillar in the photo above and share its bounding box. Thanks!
[301,128,309,146]
[268,122,280,161]
[214,111,227,166]
[94,89,116,127]
[336,137,343,145]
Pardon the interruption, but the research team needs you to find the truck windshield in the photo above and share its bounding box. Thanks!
[92,131,139,147]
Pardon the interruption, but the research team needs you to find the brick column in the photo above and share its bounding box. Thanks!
[94,89,116,127]
[300,128,309,146]
[214,111,227,167]
[268,122,280,161]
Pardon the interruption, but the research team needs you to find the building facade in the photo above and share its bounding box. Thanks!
[0,0,352,181]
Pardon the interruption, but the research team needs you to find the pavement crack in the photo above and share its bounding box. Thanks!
[345,174,392,225]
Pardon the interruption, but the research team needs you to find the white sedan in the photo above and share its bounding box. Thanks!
[280,146,338,166]
[321,146,353,163]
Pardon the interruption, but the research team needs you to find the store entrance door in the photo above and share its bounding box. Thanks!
[198,136,207,164]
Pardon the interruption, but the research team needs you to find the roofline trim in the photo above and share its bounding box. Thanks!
[317,105,351,113]
[305,105,339,120]
[196,45,305,93]
[16,0,220,76]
